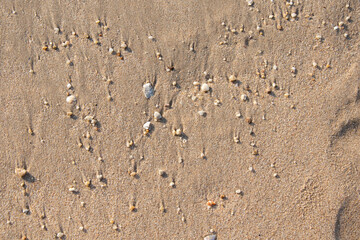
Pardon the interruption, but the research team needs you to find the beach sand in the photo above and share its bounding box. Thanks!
[0,0,359,239]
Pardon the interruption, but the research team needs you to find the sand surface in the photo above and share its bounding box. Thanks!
[0,0,359,239]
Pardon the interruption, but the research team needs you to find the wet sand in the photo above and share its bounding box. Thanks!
[0,0,359,239]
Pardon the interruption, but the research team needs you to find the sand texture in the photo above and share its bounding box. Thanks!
[0,0,360,239]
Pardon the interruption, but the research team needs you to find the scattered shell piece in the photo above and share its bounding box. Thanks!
[273,173,279,178]
[201,83,210,93]
[143,122,152,130]
[235,189,243,195]
[247,0,254,6]
[154,111,162,121]
[169,182,175,187]
[66,95,77,104]
[120,41,127,49]
[69,187,78,193]
[193,81,200,86]
[56,232,64,238]
[15,168,27,178]
[126,140,134,148]
[204,234,217,240]
[159,169,166,177]
[143,83,154,99]
[214,99,221,106]
[236,112,242,118]
[109,47,114,54]
[229,75,237,83]
[198,110,206,116]
[206,200,216,208]
[249,166,254,172]
[172,128,182,136]
[240,94,248,101]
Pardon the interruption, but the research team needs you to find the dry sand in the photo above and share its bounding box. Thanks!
[0,0,359,239]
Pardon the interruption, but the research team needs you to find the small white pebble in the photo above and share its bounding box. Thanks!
[240,94,248,101]
[235,189,243,195]
[200,83,210,93]
[334,26,339,31]
[109,47,114,54]
[69,187,78,192]
[247,0,254,6]
[54,27,60,34]
[169,182,175,187]
[193,81,200,86]
[154,111,162,121]
[291,12,297,18]
[66,95,76,104]
[143,83,154,99]
[57,232,64,238]
[204,234,217,240]
[249,166,254,172]
[236,112,242,118]
[66,83,72,89]
[79,226,84,231]
[273,65,278,70]
[198,110,206,116]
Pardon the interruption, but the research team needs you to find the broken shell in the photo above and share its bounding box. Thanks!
[240,94,248,101]
[204,234,217,240]
[143,121,152,130]
[143,83,154,99]
[229,75,237,83]
[15,168,27,178]
[198,110,206,116]
[154,111,162,121]
[66,95,77,104]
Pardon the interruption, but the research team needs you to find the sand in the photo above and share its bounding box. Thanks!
[0,0,359,239]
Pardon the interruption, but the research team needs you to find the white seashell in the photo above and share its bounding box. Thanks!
[204,234,217,240]
[143,83,154,99]
[66,95,76,104]
[143,121,151,130]
[154,111,162,121]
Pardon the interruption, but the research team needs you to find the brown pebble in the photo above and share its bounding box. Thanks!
[245,117,252,124]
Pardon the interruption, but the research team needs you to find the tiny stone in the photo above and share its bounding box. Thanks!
[169,182,175,187]
[109,47,114,54]
[274,173,279,178]
[236,112,242,118]
[79,226,84,231]
[240,94,248,101]
[143,83,154,99]
[249,166,254,172]
[193,81,200,86]
[66,83,72,89]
